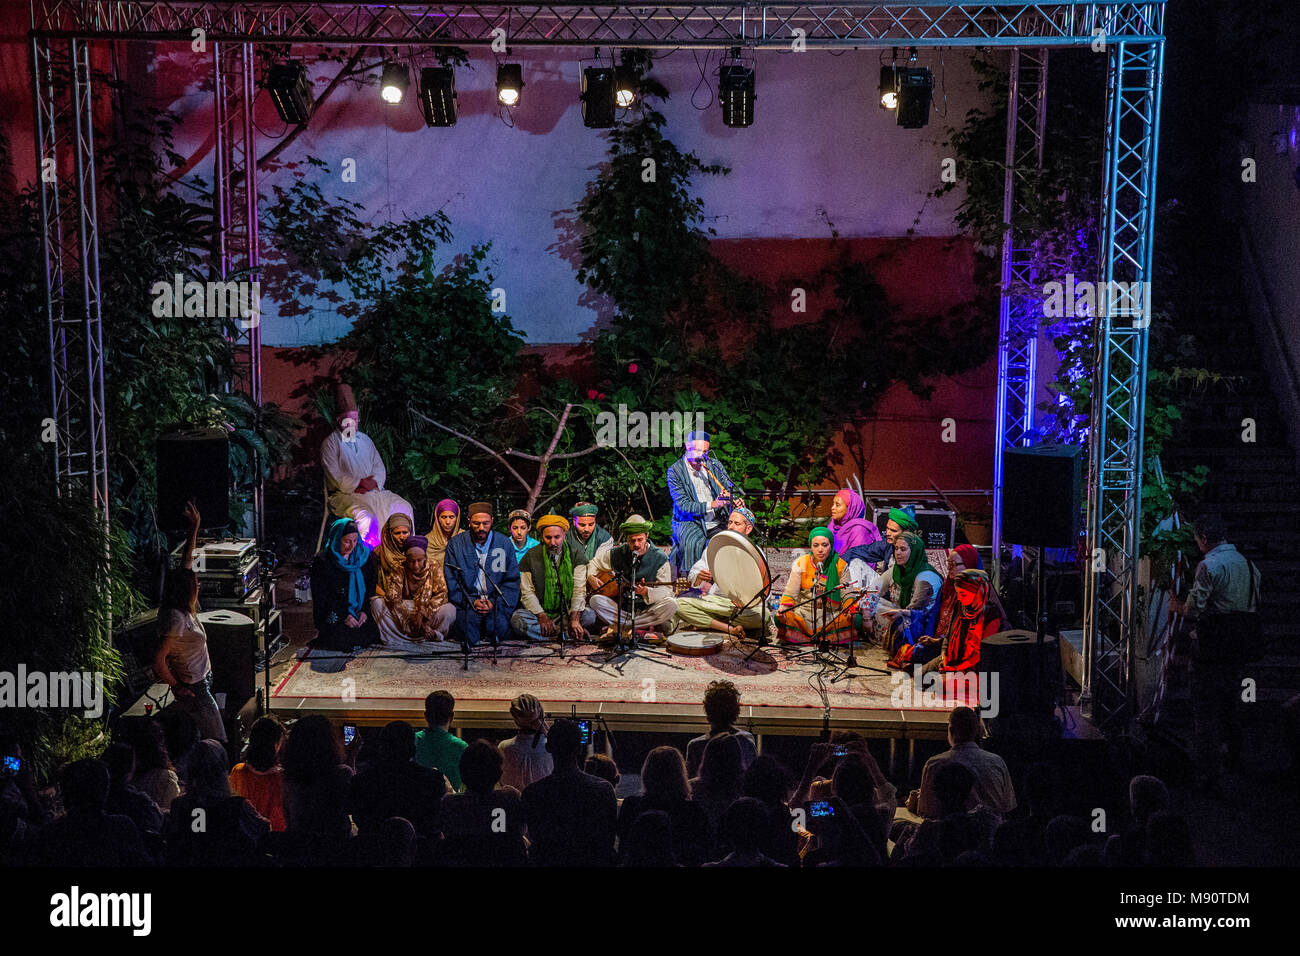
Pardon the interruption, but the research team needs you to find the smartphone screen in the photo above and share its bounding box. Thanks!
[343,724,356,746]
[810,800,835,818]
[1,755,18,774]
[578,720,591,745]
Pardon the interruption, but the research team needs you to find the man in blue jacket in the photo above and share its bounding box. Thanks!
[444,501,521,647]
[667,430,744,576]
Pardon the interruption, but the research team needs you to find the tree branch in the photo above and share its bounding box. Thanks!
[406,404,532,493]
[506,445,600,462]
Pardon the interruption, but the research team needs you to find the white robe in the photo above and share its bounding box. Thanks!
[320,429,412,548]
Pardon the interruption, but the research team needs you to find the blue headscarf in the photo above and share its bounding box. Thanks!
[326,518,371,617]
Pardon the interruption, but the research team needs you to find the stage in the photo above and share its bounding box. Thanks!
[268,636,954,750]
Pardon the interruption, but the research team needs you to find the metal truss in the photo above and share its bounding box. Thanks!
[33,2,1166,48]
[991,46,1047,592]
[213,41,265,543]
[30,0,1166,731]
[1082,37,1163,730]
[32,37,110,522]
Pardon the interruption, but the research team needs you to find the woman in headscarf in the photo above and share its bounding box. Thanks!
[919,569,1001,675]
[874,531,943,664]
[776,527,858,645]
[920,544,983,658]
[828,489,883,553]
[427,499,462,562]
[507,509,539,564]
[369,535,455,645]
[374,512,414,598]
[310,517,379,651]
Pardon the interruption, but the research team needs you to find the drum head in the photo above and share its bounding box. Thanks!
[706,530,770,606]
[667,631,726,656]
[198,609,255,627]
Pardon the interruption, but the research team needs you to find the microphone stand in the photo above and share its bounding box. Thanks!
[443,558,475,671]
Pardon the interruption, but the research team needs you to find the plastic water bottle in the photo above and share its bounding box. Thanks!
[866,584,880,617]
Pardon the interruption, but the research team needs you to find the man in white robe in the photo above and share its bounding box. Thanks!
[320,383,412,549]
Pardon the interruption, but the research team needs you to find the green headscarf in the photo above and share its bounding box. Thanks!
[808,526,843,600]
[541,543,574,616]
[888,506,919,532]
[894,531,936,606]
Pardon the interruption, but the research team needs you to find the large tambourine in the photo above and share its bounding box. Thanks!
[705,530,771,607]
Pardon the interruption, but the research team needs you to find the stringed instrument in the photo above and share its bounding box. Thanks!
[587,569,695,600]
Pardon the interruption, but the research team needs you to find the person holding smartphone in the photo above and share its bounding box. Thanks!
[153,501,227,743]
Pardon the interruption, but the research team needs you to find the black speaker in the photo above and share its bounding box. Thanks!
[157,428,229,532]
[1001,445,1083,547]
[979,629,1061,720]
[200,609,259,715]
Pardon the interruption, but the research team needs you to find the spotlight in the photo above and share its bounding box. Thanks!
[878,65,900,111]
[266,61,312,125]
[614,64,638,109]
[719,60,755,128]
[380,62,409,105]
[581,67,616,128]
[496,63,524,107]
[420,67,457,127]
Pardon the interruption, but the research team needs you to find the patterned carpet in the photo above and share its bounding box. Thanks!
[272,637,902,712]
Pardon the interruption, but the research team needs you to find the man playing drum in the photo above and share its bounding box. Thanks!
[674,507,766,638]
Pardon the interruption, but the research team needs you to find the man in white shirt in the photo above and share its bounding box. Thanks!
[675,507,765,637]
[319,382,413,549]
[588,515,677,642]
[910,706,1016,820]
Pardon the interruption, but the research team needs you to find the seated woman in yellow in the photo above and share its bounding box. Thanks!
[776,527,858,644]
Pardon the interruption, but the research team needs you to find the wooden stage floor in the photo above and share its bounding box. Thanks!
[268,634,955,743]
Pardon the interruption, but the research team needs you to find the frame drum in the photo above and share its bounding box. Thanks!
[705,530,770,607]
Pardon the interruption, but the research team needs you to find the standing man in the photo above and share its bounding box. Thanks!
[667,430,744,576]
[512,515,598,642]
[566,502,613,565]
[444,502,521,647]
[588,515,678,643]
[320,382,413,549]
[1169,514,1262,789]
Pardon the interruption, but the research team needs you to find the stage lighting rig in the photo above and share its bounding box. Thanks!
[266,60,312,125]
[719,50,755,128]
[497,63,524,107]
[581,66,616,128]
[879,48,933,129]
[380,61,409,105]
[420,67,457,126]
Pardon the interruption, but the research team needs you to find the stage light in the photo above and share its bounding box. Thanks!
[266,61,312,125]
[614,64,638,108]
[380,62,408,105]
[879,65,900,111]
[497,63,524,107]
[420,67,457,127]
[719,61,755,128]
[581,67,616,128]
[895,67,934,128]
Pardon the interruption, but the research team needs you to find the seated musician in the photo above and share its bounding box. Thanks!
[319,382,413,549]
[511,515,598,642]
[370,533,456,645]
[507,509,539,565]
[875,531,944,666]
[667,431,744,576]
[776,527,858,645]
[910,569,1001,676]
[566,502,613,565]
[675,507,764,638]
[587,516,678,644]
[444,502,521,647]
[828,488,883,552]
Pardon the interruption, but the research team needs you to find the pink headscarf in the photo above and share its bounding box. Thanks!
[828,488,883,552]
